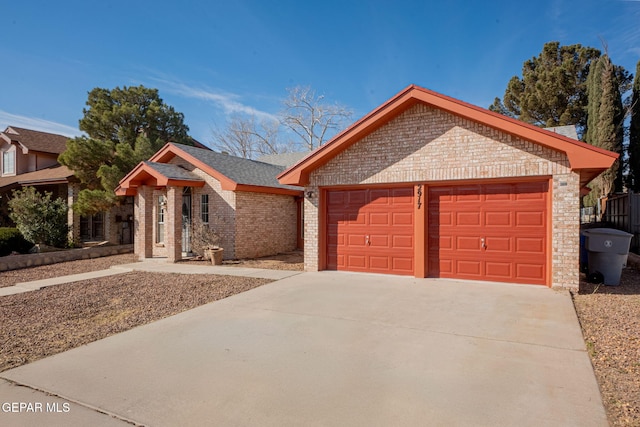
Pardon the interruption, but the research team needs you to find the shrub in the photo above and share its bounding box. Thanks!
[8,187,69,248]
[0,227,34,256]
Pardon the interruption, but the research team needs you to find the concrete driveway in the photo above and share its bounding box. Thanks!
[0,272,607,426]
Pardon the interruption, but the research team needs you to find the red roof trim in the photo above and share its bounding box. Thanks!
[278,84,618,187]
[150,143,239,190]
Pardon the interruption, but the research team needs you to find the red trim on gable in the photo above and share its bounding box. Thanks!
[117,143,302,197]
[277,84,618,188]
[150,143,239,190]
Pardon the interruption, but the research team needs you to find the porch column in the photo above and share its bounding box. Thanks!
[166,186,182,263]
[135,185,153,260]
[67,183,81,245]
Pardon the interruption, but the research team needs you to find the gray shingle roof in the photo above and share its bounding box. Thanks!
[256,152,310,167]
[172,143,302,191]
[144,161,204,182]
[1,126,69,154]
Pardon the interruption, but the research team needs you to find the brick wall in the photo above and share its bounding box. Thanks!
[235,192,298,259]
[305,103,581,288]
[169,157,237,259]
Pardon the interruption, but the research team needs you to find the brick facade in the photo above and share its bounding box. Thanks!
[235,192,298,259]
[304,104,580,288]
[133,157,299,262]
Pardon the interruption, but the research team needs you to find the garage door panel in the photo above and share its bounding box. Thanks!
[369,256,389,270]
[485,211,511,227]
[516,211,545,227]
[392,258,414,273]
[516,237,544,253]
[429,181,547,285]
[485,262,512,279]
[392,212,413,226]
[370,235,389,247]
[457,236,480,250]
[327,188,414,275]
[457,260,482,276]
[486,237,511,252]
[347,234,366,246]
[516,264,544,280]
[393,235,413,248]
[456,212,481,226]
[347,255,367,269]
[370,212,389,225]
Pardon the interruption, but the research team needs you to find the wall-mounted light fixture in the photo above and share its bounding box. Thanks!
[306,191,314,199]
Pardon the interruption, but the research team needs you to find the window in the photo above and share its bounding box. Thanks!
[2,150,15,175]
[201,194,209,223]
[157,196,166,243]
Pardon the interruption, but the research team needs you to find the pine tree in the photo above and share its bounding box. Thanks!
[628,61,640,192]
[489,42,601,137]
[58,86,191,215]
[584,55,626,203]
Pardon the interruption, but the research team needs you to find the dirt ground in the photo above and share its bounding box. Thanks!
[0,253,138,288]
[573,267,640,426]
[183,251,304,271]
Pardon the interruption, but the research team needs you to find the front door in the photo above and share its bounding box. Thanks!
[182,187,192,254]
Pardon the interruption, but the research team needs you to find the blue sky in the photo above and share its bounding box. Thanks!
[1,0,639,146]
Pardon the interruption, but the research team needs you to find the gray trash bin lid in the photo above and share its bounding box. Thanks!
[581,228,633,254]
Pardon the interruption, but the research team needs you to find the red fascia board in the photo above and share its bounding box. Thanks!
[278,84,618,186]
[151,143,239,190]
[117,161,205,195]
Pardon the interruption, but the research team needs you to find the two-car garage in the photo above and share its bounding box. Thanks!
[325,181,548,285]
[278,85,618,289]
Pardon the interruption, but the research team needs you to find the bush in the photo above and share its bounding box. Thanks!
[8,187,69,248]
[0,227,34,256]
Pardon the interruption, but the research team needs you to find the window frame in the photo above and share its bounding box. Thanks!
[157,195,166,244]
[2,150,15,175]
[201,194,209,224]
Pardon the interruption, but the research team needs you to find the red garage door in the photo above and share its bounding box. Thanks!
[428,182,548,285]
[327,188,414,275]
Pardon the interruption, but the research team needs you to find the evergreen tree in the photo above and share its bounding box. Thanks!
[584,55,626,204]
[628,61,640,192]
[59,86,191,215]
[489,42,601,137]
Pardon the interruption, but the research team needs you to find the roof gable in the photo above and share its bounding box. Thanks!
[278,85,618,188]
[116,143,302,196]
[1,126,69,155]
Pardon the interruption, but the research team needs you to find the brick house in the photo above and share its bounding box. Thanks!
[0,126,134,245]
[116,143,303,262]
[278,85,617,289]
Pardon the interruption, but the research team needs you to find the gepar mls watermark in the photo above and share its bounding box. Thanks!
[2,401,70,413]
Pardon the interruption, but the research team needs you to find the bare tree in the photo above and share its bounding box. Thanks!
[212,115,283,159]
[211,86,353,157]
[281,86,353,151]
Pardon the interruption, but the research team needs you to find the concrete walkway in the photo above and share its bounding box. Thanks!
[0,260,301,296]
[0,271,607,427]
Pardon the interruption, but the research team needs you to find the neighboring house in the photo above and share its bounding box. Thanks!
[278,85,617,289]
[0,126,133,245]
[116,143,303,262]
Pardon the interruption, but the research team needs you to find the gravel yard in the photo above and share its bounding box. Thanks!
[0,253,137,288]
[573,267,640,427]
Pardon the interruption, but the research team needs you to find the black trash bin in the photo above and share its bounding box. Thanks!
[581,228,633,285]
